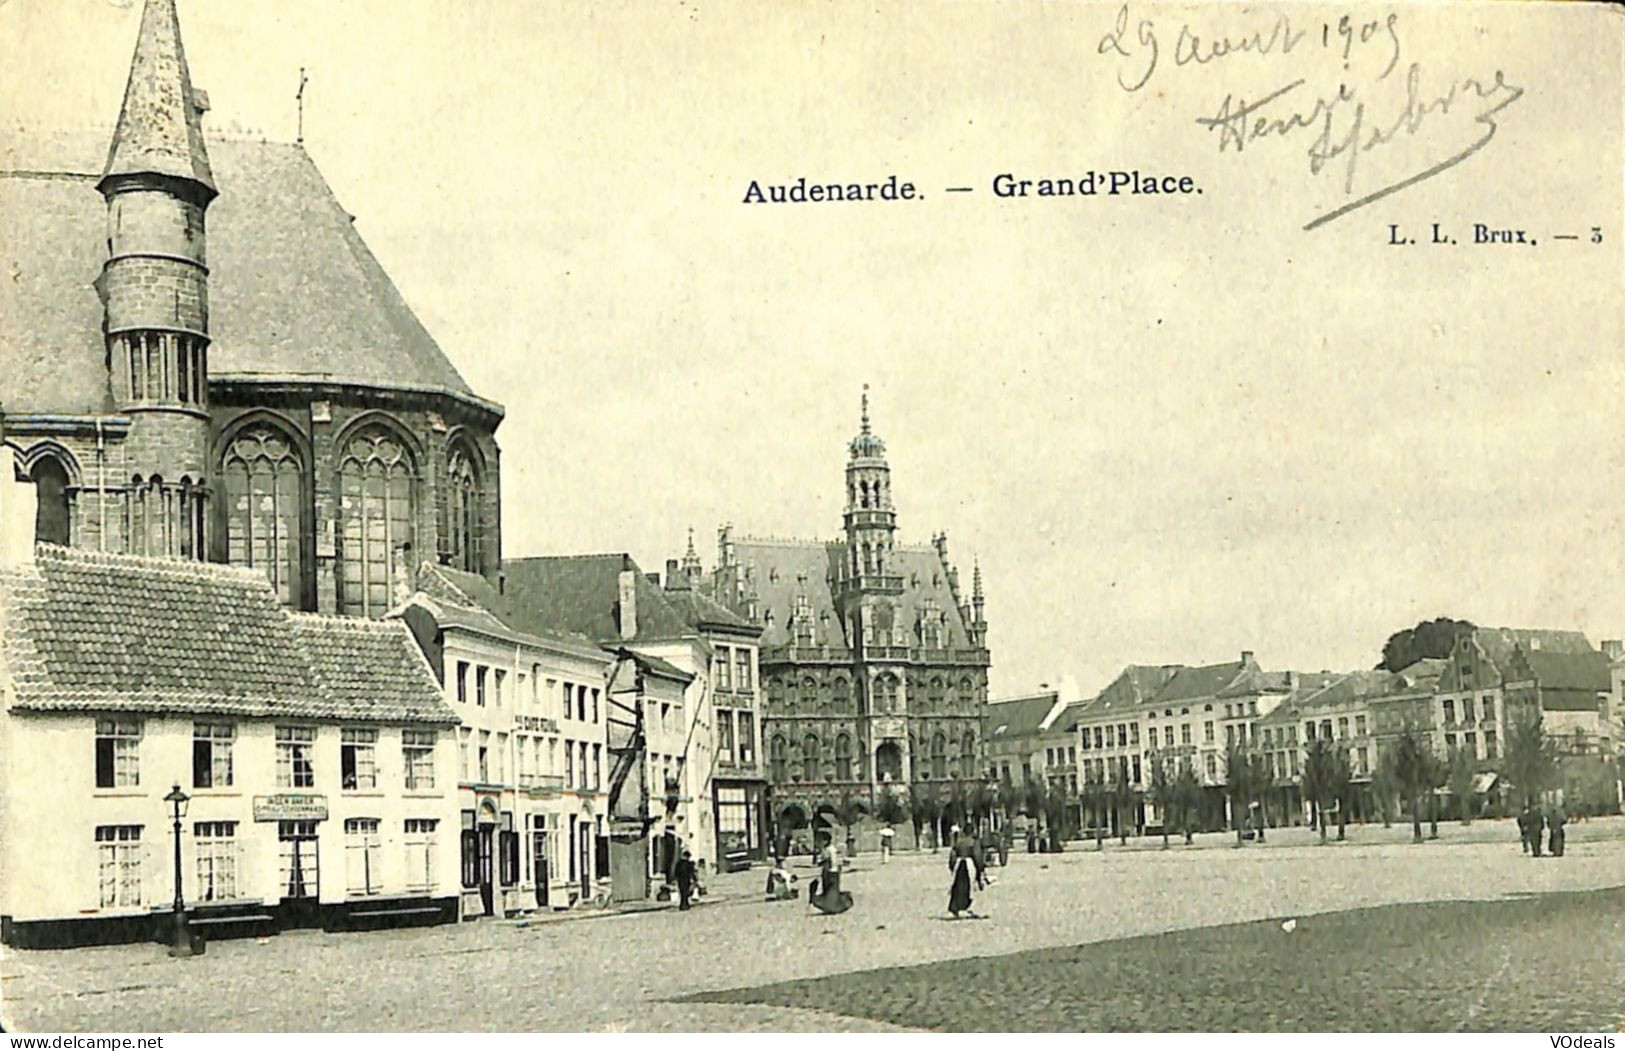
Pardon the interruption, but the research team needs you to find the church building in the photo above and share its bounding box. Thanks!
[704,392,990,837]
[0,0,503,614]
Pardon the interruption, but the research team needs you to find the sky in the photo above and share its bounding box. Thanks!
[4,0,1622,699]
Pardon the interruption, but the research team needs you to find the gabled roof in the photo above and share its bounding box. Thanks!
[499,554,695,644]
[2,545,453,724]
[984,691,1061,739]
[662,584,760,637]
[406,562,608,660]
[1471,627,1593,669]
[1081,664,1183,718]
[1511,650,1611,697]
[0,131,496,417]
[1152,660,1250,705]
[289,614,458,725]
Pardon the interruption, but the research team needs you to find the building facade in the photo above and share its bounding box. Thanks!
[0,504,460,949]
[394,563,615,917]
[705,393,990,838]
[1,0,504,614]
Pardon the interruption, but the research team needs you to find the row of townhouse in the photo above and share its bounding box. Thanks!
[0,471,770,949]
[0,477,465,947]
[996,631,1620,839]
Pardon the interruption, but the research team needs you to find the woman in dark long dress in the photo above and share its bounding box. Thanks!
[810,840,853,914]
[947,830,983,918]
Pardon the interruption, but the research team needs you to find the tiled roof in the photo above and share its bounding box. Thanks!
[1081,665,1183,718]
[499,555,695,644]
[984,691,1060,739]
[0,131,494,416]
[289,614,458,726]
[2,545,452,724]
[626,649,694,683]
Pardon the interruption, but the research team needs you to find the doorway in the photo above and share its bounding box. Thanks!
[277,819,321,929]
[532,829,549,908]
[578,821,593,899]
[477,823,495,916]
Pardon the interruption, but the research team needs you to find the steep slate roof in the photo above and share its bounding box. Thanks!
[499,555,695,645]
[1517,650,1611,693]
[1152,660,1250,706]
[100,0,216,194]
[0,130,493,416]
[1080,665,1183,719]
[408,562,607,659]
[2,545,452,723]
[984,691,1060,740]
[1472,627,1593,669]
[289,614,458,726]
[661,584,760,637]
[727,537,973,652]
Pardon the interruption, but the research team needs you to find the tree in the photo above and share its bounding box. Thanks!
[1371,749,1400,828]
[1173,763,1202,845]
[1043,783,1069,852]
[1248,752,1272,843]
[1147,755,1173,849]
[1109,758,1134,846]
[909,787,938,851]
[1378,617,1477,672]
[1329,745,1353,841]
[1503,706,1558,810]
[1303,739,1338,845]
[877,787,907,830]
[1080,775,1107,851]
[1445,745,1478,824]
[1391,722,1434,843]
[1424,750,1448,839]
[1224,742,1254,847]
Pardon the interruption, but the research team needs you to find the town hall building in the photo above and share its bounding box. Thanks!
[703,392,991,837]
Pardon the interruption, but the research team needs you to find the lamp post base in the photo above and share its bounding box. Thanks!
[168,914,202,957]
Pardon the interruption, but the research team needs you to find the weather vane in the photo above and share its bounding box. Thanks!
[296,67,309,144]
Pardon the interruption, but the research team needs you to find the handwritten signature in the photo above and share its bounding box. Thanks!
[1195,63,1524,230]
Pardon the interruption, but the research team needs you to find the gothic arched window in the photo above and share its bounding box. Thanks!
[931,733,947,780]
[928,677,944,710]
[223,426,304,607]
[874,673,898,713]
[962,732,977,775]
[30,456,72,546]
[338,425,416,618]
[445,442,481,573]
[832,677,850,711]
[769,735,787,783]
[126,474,203,560]
[835,734,852,781]
[801,735,819,782]
[800,677,817,708]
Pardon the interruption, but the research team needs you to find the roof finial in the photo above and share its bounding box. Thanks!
[860,383,871,436]
[972,557,984,601]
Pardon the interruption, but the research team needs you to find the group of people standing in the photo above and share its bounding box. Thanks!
[1518,803,1569,857]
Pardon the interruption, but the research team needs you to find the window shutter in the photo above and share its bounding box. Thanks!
[460,829,478,887]
[96,738,114,789]
[193,739,210,788]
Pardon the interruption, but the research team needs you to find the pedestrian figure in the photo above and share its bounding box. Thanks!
[947,828,984,919]
[880,825,895,862]
[1548,805,1567,857]
[765,861,797,901]
[1517,804,1532,853]
[674,850,697,910]
[1530,806,1546,858]
[809,838,852,914]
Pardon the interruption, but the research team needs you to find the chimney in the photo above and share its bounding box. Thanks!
[665,559,680,587]
[618,569,638,640]
[1603,640,1624,661]
[0,468,36,568]
[498,572,506,595]
[1286,670,1297,689]
[1241,650,1255,666]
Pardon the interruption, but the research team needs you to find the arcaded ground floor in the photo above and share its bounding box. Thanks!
[4,816,1623,1032]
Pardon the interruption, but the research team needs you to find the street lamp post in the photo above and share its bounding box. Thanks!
[164,784,198,958]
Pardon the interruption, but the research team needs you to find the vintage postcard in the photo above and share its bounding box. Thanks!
[0,0,1621,1036]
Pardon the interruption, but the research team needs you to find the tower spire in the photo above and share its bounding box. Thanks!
[100,0,216,199]
[860,383,871,436]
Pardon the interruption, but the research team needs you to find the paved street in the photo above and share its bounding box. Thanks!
[5,816,1625,1032]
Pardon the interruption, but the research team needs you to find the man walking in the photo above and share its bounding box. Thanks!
[1517,804,1532,853]
[674,849,697,910]
[1530,806,1545,858]
[1548,804,1567,857]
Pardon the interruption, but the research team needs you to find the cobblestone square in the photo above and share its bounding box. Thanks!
[4,817,1624,1032]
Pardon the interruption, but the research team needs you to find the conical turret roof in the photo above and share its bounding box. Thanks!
[99,0,216,198]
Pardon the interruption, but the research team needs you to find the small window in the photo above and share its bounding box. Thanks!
[277,726,317,788]
[345,818,382,896]
[96,718,142,789]
[193,723,235,789]
[341,728,379,790]
[96,825,143,907]
[403,729,437,790]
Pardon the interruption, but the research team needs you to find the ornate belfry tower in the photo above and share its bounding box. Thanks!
[95,0,216,560]
[834,386,912,784]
